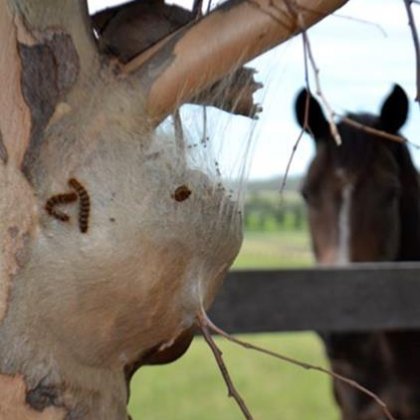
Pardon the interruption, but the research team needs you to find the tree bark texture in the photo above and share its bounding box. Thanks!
[0,0,347,418]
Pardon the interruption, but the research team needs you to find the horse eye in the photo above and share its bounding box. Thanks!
[301,187,310,202]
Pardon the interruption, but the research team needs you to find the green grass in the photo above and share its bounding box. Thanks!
[128,229,339,419]
[233,230,313,269]
[128,333,340,420]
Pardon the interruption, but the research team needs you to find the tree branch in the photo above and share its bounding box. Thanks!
[198,309,395,420]
[123,0,348,125]
[91,0,193,63]
[403,0,420,106]
[92,2,263,118]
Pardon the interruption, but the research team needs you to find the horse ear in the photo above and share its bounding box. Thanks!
[295,89,329,141]
[379,84,409,133]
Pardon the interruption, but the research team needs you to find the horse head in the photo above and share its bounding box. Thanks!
[295,85,418,264]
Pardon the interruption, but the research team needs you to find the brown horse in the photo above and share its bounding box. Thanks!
[295,85,420,419]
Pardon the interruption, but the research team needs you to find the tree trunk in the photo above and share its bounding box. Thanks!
[0,0,347,418]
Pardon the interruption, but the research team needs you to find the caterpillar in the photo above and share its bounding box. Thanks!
[172,185,192,202]
[45,192,78,222]
[68,178,90,233]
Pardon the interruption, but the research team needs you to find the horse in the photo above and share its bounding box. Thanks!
[295,85,420,419]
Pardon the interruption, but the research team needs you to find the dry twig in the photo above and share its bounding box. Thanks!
[197,313,253,420]
[340,115,416,146]
[279,1,343,197]
[279,35,310,196]
[280,130,305,197]
[403,0,420,106]
[284,0,342,145]
[296,4,388,37]
[193,0,204,18]
[280,0,335,194]
[173,109,185,153]
[201,105,208,147]
[197,308,396,420]
[302,31,342,145]
[332,13,388,36]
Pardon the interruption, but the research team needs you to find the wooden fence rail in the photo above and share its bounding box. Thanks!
[209,262,420,333]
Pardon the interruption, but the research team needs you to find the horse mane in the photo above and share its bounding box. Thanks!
[393,142,420,260]
[331,113,377,173]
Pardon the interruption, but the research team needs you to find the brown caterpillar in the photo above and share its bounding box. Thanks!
[45,192,78,222]
[172,185,192,202]
[68,178,90,233]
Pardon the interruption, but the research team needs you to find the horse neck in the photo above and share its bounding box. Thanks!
[396,152,420,261]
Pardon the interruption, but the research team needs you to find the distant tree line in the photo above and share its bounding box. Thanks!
[244,192,307,232]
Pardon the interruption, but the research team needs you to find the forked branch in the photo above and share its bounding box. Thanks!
[123,0,348,124]
[403,0,420,106]
[197,309,395,420]
[198,315,253,420]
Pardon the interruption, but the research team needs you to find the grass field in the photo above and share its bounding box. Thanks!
[233,230,313,269]
[129,333,340,420]
[128,229,340,419]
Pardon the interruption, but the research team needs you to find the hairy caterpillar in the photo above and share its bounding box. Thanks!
[172,185,192,202]
[68,178,90,233]
[45,192,78,222]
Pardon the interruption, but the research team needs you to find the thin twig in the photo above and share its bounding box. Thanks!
[280,130,305,198]
[201,105,208,147]
[340,115,420,149]
[193,0,204,18]
[279,35,310,196]
[295,4,387,37]
[206,0,213,14]
[286,1,413,147]
[302,31,341,145]
[279,0,419,197]
[403,0,420,106]
[197,313,254,420]
[283,0,342,145]
[173,109,185,154]
[198,308,396,420]
[332,13,388,37]
[340,116,402,143]
[280,0,338,197]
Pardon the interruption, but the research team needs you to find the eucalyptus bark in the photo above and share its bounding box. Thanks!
[0,0,347,418]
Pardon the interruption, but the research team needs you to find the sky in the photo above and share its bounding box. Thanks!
[88,0,420,180]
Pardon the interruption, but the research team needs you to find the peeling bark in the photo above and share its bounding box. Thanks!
[0,374,66,419]
[190,67,263,118]
[19,42,60,173]
[0,5,32,166]
[26,382,62,412]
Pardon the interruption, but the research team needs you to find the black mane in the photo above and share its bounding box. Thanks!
[332,113,379,173]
